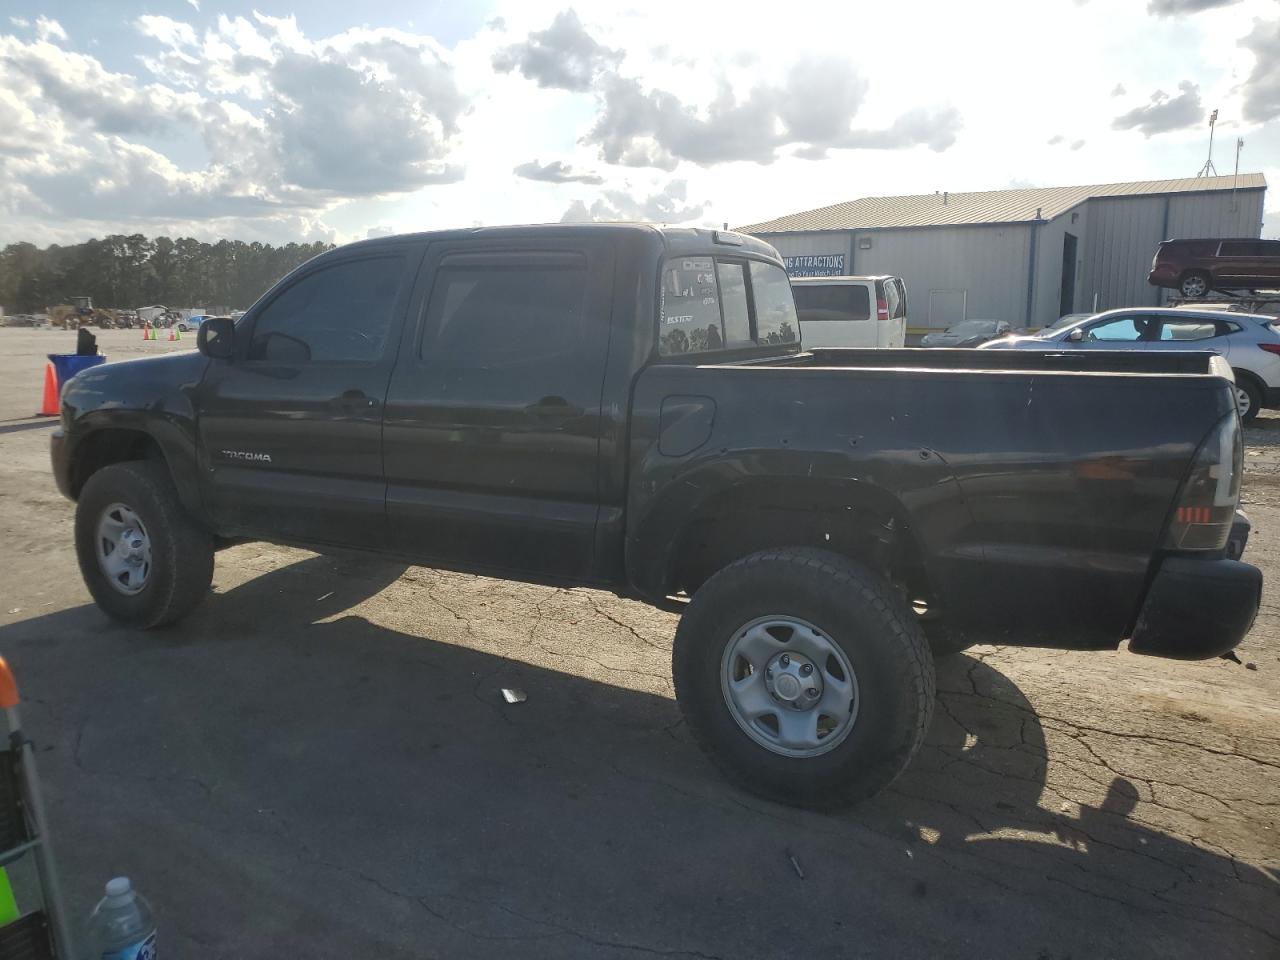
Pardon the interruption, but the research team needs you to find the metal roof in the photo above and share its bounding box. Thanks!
[737,173,1267,234]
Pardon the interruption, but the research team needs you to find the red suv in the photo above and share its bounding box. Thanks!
[1149,238,1280,298]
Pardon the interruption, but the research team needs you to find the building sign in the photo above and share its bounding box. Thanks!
[782,254,845,278]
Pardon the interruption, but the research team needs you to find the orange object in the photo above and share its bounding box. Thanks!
[0,656,18,709]
[142,321,150,341]
[168,328,175,342]
[39,362,59,416]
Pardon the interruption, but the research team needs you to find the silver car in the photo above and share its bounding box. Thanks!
[981,306,1280,422]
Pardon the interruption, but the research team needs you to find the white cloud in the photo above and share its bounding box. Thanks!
[560,179,705,223]
[0,0,1276,248]
[34,16,66,43]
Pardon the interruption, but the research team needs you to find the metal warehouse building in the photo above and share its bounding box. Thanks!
[738,173,1266,333]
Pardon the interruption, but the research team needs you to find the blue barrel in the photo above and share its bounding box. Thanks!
[47,353,106,389]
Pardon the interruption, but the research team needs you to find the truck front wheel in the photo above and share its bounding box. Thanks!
[672,548,935,809]
[75,461,214,628]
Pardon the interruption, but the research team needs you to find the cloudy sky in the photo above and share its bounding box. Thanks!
[1,0,1277,246]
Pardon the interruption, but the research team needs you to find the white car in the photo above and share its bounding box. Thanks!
[981,306,1280,421]
[791,275,908,349]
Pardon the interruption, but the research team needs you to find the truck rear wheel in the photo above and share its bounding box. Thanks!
[75,461,214,629]
[672,548,935,809]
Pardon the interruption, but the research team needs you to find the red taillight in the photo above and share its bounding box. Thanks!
[876,297,889,321]
[1259,342,1280,356]
[1165,413,1241,551]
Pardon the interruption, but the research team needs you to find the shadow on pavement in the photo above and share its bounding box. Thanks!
[0,554,1275,959]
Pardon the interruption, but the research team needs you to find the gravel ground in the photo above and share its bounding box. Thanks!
[0,328,1276,959]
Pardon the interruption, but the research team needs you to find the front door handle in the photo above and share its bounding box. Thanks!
[334,390,380,413]
[526,396,582,419]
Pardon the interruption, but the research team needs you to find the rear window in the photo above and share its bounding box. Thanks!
[658,257,799,356]
[793,284,871,322]
[749,262,799,346]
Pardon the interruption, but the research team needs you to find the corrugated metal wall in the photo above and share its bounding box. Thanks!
[1078,196,1167,311]
[1032,205,1088,326]
[763,225,1032,331]
[758,186,1266,331]
[1079,189,1265,312]
[1166,189,1264,238]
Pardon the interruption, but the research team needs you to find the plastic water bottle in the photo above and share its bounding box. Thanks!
[87,877,157,960]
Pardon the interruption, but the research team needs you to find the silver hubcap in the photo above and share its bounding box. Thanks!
[720,616,859,758]
[1236,387,1253,418]
[1183,276,1207,297]
[95,503,152,596]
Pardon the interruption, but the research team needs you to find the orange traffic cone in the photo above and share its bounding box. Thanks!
[168,328,176,342]
[142,321,151,341]
[39,363,59,416]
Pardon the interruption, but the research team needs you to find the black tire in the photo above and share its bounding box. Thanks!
[1234,373,1262,424]
[672,548,935,809]
[1179,270,1211,299]
[75,461,214,628]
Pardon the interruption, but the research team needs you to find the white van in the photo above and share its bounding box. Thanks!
[791,276,908,349]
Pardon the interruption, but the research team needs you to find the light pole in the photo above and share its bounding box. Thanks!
[1196,109,1219,177]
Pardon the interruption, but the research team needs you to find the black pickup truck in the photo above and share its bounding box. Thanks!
[51,224,1261,807]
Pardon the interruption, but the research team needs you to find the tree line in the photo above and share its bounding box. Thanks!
[0,235,336,314]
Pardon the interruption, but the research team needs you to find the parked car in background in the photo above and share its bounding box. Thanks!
[982,306,1280,421]
[791,275,907,348]
[1149,238,1280,298]
[920,319,1012,347]
[176,315,205,333]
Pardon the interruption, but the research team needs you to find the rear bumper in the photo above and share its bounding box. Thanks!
[1147,266,1178,287]
[1129,553,1261,660]
[50,428,73,500]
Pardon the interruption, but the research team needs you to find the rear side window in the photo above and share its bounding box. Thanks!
[660,257,723,354]
[421,252,587,368]
[658,257,799,355]
[750,262,800,346]
[716,262,752,346]
[793,285,871,322]
[1219,241,1264,257]
[249,256,405,363]
[1160,320,1219,341]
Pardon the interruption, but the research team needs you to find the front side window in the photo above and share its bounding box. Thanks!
[421,253,588,368]
[793,285,871,322]
[249,256,405,363]
[750,261,799,346]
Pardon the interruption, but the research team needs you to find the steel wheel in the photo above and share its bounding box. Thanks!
[720,615,859,758]
[95,502,153,596]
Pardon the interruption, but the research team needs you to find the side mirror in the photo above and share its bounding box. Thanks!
[198,315,235,360]
[1066,328,1085,343]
